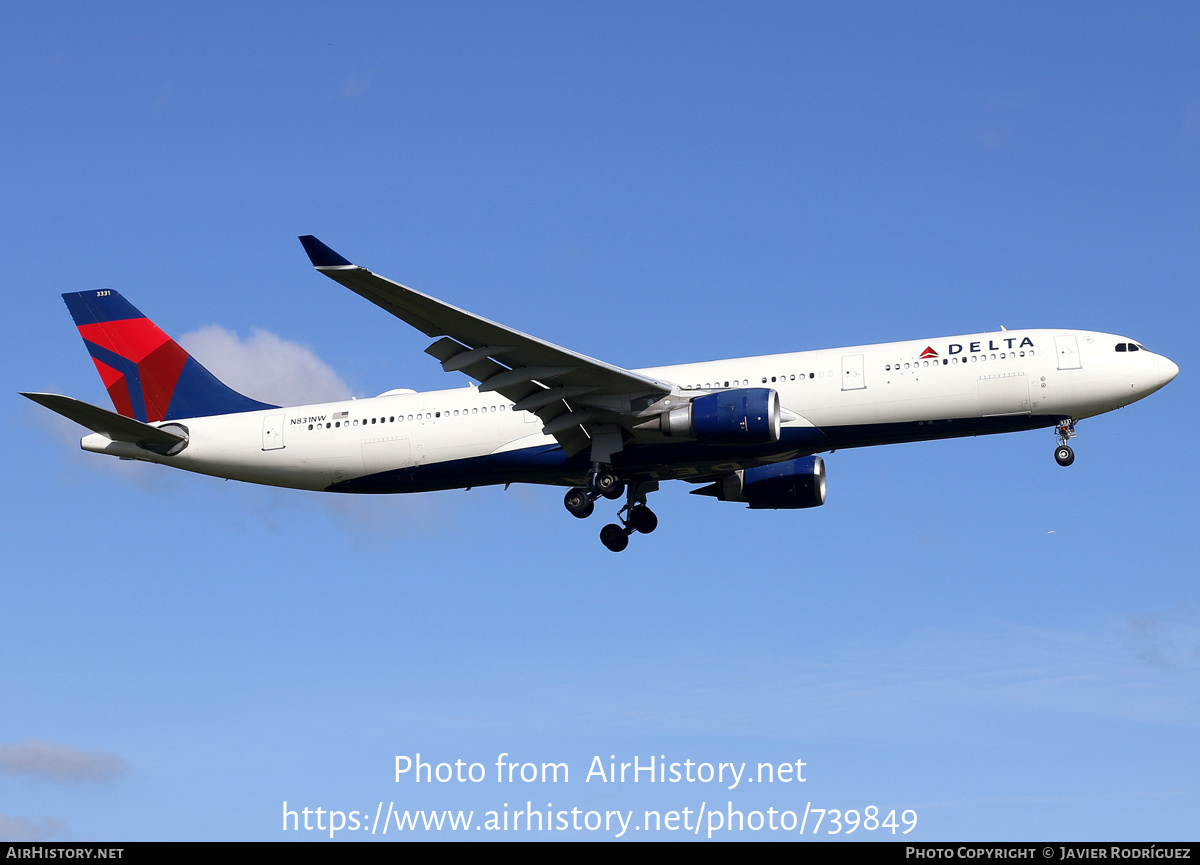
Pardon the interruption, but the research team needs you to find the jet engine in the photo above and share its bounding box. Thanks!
[638,388,781,444]
[693,456,826,509]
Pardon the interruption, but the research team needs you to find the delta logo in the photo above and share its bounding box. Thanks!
[919,346,939,359]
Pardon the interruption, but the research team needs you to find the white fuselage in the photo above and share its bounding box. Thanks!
[81,328,1177,492]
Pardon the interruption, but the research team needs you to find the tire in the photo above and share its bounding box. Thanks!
[1055,445,1075,467]
[564,487,594,519]
[600,523,629,552]
[594,471,625,500]
[629,505,658,534]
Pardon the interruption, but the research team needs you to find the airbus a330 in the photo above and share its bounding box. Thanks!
[23,236,1179,551]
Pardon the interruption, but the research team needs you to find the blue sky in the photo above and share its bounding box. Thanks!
[2,1,1198,841]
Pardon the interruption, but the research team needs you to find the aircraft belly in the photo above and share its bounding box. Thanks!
[326,426,835,493]
[820,414,1061,449]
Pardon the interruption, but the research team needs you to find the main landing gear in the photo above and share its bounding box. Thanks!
[563,464,624,519]
[1054,419,1077,467]
[562,470,659,552]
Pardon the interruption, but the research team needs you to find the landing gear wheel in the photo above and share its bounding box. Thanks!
[600,523,629,552]
[592,470,625,500]
[628,505,658,534]
[564,487,595,518]
[1054,445,1075,467]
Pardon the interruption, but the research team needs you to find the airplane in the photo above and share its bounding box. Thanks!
[23,236,1180,551]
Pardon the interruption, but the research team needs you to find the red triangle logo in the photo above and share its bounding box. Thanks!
[919,346,939,359]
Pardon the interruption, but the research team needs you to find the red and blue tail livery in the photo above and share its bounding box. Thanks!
[62,290,276,422]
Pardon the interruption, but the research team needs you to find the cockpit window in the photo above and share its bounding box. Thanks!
[1115,344,1127,352]
[1128,344,1139,351]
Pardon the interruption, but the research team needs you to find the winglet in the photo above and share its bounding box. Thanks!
[298,235,353,268]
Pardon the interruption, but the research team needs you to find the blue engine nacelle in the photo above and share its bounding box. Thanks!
[660,388,781,444]
[699,456,826,509]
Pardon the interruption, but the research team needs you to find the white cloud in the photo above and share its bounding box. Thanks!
[0,738,127,783]
[177,326,354,407]
[0,814,68,842]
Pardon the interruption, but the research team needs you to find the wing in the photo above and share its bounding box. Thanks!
[299,236,674,456]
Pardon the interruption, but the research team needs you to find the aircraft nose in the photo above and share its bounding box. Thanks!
[1159,356,1179,386]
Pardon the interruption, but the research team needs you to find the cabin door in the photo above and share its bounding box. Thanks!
[841,354,866,391]
[262,414,285,450]
[1054,335,1082,370]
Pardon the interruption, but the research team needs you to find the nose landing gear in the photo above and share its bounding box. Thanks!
[1054,419,1077,467]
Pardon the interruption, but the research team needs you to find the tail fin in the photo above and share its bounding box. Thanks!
[63,290,277,422]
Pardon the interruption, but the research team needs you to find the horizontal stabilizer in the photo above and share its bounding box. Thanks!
[21,392,187,452]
